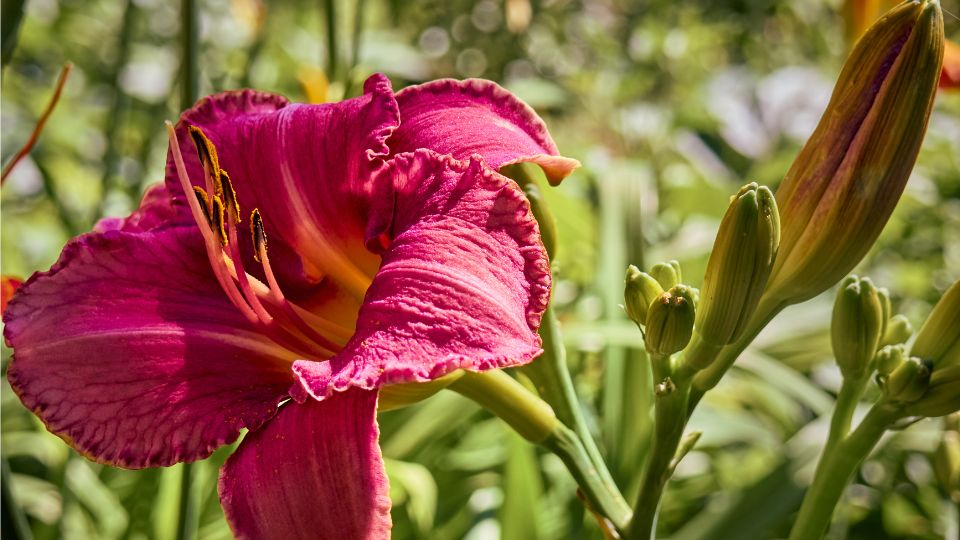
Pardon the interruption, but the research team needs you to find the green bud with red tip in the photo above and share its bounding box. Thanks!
[645,285,696,356]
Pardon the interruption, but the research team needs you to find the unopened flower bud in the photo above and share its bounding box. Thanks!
[831,276,885,379]
[697,183,780,346]
[624,265,663,327]
[878,287,892,326]
[904,365,960,418]
[875,344,908,378]
[883,356,931,403]
[911,280,960,368]
[764,0,944,305]
[645,285,695,356]
[880,314,913,348]
[650,260,682,290]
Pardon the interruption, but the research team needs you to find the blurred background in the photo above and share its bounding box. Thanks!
[2,0,959,538]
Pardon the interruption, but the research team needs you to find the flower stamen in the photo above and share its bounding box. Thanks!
[188,125,221,198]
[250,208,346,353]
[165,121,260,325]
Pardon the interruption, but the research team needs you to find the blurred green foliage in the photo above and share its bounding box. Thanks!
[2,0,959,538]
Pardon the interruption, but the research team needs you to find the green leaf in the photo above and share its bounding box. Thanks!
[500,431,544,540]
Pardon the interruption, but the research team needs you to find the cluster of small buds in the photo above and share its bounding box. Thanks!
[624,261,696,356]
[902,280,960,418]
[833,279,960,412]
[874,345,931,403]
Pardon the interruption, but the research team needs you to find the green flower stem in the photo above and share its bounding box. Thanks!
[788,404,899,540]
[688,298,785,413]
[507,163,624,509]
[522,305,623,505]
[824,376,869,456]
[626,353,691,540]
[449,370,632,532]
[681,333,722,374]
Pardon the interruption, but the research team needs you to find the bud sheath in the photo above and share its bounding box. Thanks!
[767,0,944,304]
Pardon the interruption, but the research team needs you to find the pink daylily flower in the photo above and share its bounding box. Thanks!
[4,74,579,538]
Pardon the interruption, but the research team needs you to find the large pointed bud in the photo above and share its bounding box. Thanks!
[765,0,944,305]
[625,265,663,327]
[696,183,780,346]
[831,276,886,380]
[911,280,960,368]
[645,285,696,356]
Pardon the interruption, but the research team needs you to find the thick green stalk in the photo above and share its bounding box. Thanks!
[824,377,868,456]
[449,370,632,532]
[626,354,691,540]
[522,306,623,504]
[688,298,785,412]
[788,405,898,540]
[449,370,558,443]
[507,163,624,502]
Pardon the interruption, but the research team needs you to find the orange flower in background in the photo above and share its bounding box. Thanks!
[1,276,22,313]
[943,39,960,87]
[845,0,959,89]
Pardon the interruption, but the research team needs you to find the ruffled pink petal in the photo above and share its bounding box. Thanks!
[219,389,391,540]
[391,78,580,185]
[3,226,295,468]
[293,150,550,400]
[166,75,400,299]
